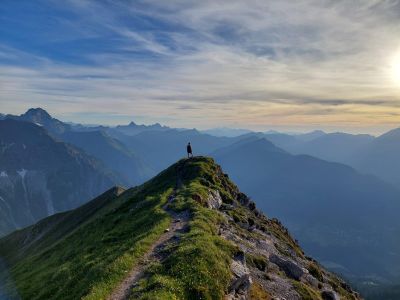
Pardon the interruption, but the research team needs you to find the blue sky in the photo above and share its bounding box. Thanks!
[1,0,400,133]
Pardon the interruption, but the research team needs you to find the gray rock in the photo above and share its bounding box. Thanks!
[321,290,340,300]
[304,274,319,288]
[206,189,222,209]
[228,252,252,299]
[230,273,251,293]
[221,203,235,211]
[269,254,304,281]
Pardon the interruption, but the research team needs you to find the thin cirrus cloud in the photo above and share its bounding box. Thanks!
[0,0,400,133]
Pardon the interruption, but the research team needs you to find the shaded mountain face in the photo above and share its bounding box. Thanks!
[261,130,327,152]
[6,108,71,135]
[265,131,400,187]
[263,131,373,162]
[0,157,360,300]
[0,119,115,237]
[291,133,374,165]
[60,130,153,186]
[4,108,154,188]
[212,138,400,282]
[350,128,400,186]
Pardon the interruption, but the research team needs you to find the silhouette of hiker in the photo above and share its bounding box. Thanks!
[187,142,193,158]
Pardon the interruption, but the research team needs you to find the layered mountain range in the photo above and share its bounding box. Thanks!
[2,108,400,299]
[0,119,115,237]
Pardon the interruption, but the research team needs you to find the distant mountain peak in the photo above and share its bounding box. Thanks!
[378,127,400,139]
[10,107,72,135]
[23,107,51,119]
[128,121,137,126]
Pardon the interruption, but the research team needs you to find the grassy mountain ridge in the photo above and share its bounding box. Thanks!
[0,157,360,299]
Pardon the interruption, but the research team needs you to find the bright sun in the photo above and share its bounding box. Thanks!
[391,53,400,85]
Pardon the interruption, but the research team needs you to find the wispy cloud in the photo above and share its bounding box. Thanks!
[1,0,400,133]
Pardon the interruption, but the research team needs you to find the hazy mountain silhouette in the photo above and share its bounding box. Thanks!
[113,121,170,136]
[116,128,240,171]
[60,130,153,186]
[350,128,400,186]
[292,132,374,164]
[202,127,253,137]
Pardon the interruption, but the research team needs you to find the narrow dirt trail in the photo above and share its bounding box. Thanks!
[107,194,189,300]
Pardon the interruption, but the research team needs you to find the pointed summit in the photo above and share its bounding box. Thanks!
[128,121,137,127]
[22,107,52,120]
[10,107,71,135]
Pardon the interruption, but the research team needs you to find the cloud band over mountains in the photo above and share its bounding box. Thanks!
[1,0,400,132]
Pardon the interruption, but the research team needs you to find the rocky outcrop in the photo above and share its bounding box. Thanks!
[227,252,252,300]
[322,290,340,300]
[269,254,305,281]
[216,182,362,300]
[206,189,223,209]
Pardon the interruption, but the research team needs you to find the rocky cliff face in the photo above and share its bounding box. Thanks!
[0,119,115,236]
[0,157,361,299]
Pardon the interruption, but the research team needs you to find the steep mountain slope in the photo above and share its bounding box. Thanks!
[0,157,360,300]
[0,119,115,237]
[60,130,153,186]
[212,138,400,283]
[4,108,154,187]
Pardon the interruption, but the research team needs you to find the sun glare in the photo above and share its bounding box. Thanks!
[390,53,400,85]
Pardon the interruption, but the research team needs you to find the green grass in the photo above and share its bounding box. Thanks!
[0,156,342,300]
[246,253,268,271]
[0,167,180,300]
[307,262,324,282]
[6,190,171,300]
[292,281,322,300]
[130,158,239,299]
[0,157,239,300]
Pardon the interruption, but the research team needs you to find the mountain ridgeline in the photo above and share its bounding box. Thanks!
[0,157,360,300]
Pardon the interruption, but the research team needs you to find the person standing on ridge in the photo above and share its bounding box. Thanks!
[187,142,193,158]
